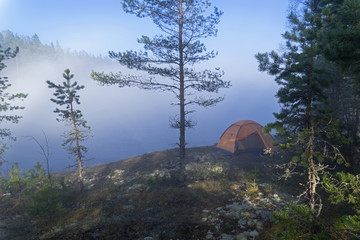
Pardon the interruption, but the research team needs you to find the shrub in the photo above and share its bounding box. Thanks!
[27,185,65,219]
[244,167,259,196]
[323,172,360,239]
[146,175,158,186]
[269,202,330,240]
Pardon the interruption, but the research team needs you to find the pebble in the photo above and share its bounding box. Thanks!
[236,233,248,240]
[273,193,281,202]
[123,205,134,210]
[220,233,235,240]
[247,219,256,227]
[249,230,259,238]
[206,230,213,239]
[256,221,263,230]
[0,220,7,228]
[238,218,247,229]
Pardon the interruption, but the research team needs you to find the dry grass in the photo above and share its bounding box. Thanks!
[245,184,260,196]
[0,146,299,239]
[192,180,225,193]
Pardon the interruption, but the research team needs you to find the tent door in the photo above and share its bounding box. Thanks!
[237,132,266,152]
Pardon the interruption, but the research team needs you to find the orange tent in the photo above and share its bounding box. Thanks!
[216,120,277,154]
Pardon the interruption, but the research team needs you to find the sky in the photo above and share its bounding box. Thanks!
[0,0,290,174]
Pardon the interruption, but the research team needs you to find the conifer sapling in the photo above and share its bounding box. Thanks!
[47,69,90,191]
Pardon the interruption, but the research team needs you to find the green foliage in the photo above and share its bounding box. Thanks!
[332,213,360,239]
[27,185,65,219]
[1,161,51,196]
[146,175,158,186]
[208,162,225,178]
[0,45,27,163]
[1,162,27,198]
[270,202,330,240]
[321,0,360,73]
[1,162,70,221]
[102,0,230,111]
[244,167,259,195]
[323,172,360,239]
[92,0,230,111]
[26,161,50,188]
[255,0,337,146]
[322,172,360,238]
[323,172,360,206]
[319,0,360,166]
[47,69,90,190]
[47,69,90,140]
[0,160,56,217]
[255,0,349,216]
[245,167,258,183]
[47,69,85,121]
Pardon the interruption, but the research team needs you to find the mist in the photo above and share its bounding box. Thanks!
[0,47,279,175]
[0,0,289,174]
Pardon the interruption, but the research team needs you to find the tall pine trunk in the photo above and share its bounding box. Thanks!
[178,0,186,180]
[306,47,321,217]
[71,105,84,191]
[307,124,320,217]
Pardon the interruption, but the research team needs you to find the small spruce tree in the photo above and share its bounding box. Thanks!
[47,69,90,191]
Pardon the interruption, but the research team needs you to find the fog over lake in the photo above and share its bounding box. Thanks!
[0,0,288,174]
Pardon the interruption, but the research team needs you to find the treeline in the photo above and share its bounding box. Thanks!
[256,0,360,238]
[0,30,107,64]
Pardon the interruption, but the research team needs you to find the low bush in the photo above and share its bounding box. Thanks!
[27,185,65,219]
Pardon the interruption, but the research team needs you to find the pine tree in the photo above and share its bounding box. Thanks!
[255,0,343,217]
[321,0,360,75]
[321,0,360,166]
[91,0,230,180]
[0,45,27,173]
[319,2,360,236]
[47,69,90,191]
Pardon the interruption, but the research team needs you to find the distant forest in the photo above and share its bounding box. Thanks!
[0,30,107,63]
